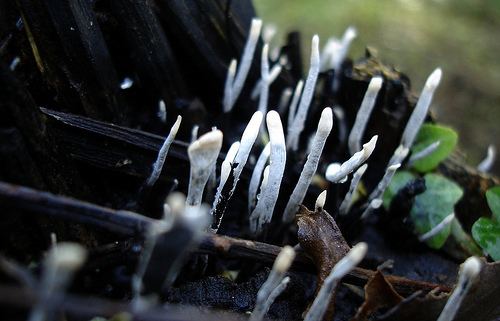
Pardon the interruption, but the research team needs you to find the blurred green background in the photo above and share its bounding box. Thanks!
[254,0,499,172]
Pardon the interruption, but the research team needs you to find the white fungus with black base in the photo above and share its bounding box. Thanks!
[186,130,223,208]
[418,213,455,242]
[477,145,496,173]
[407,140,441,167]
[282,107,333,223]
[287,80,304,132]
[315,190,327,211]
[249,111,286,234]
[303,242,367,321]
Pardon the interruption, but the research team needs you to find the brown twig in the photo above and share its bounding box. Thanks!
[0,180,451,297]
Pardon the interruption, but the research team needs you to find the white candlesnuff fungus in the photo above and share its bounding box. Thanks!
[248,143,271,213]
[262,23,277,44]
[250,246,295,321]
[287,80,304,131]
[387,69,441,166]
[157,99,167,123]
[477,145,496,173]
[339,163,368,215]
[212,112,262,230]
[186,130,223,207]
[287,35,320,151]
[257,44,270,115]
[250,111,286,234]
[223,59,237,112]
[211,141,240,217]
[231,112,263,191]
[408,140,441,166]
[282,107,333,223]
[348,77,383,155]
[304,242,367,321]
[190,125,199,142]
[277,87,293,115]
[419,213,455,242]
[320,37,340,71]
[326,135,378,183]
[29,243,87,321]
[436,256,481,321]
[259,165,270,192]
[223,18,262,112]
[145,116,182,187]
[315,190,327,211]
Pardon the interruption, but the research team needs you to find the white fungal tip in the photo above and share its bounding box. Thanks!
[267,111,285,145]
[357,163,368,175]
[363,135,378,157]
[349,242,368,263]
[369,76,383,91]
[315,190,327,211]
[262,24,277,43]
[461,256,481,280]
[370,199,383,209]
[325,163,341,180]
[250,18,263,39]
[318,107,334,134]
[388,163,401,171]
[188,130,223,165]
[120,77,133,89]
[166,192,186,216]
[426,68,442,90]
[273,245,296,273]
[344,26,357,41]
[47,242,87,271]
[312,35,320,58]
[229,59,237,75]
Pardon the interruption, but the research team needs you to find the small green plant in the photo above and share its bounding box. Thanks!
[472,186,500,260]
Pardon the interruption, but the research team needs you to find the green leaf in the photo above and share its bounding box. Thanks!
[382,171,415,209]
[486,186,500,221]
[411,124,458,172]
[472,217,500,261]
[410,173,463,249]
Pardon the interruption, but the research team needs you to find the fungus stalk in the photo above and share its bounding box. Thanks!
[389,68,442,165]
[250,246,295,321]
[248,143,271,213]
[211,112,262,231]
[326,135,377,183]
[157,99,167,123]
[186,130,223,208]
[287,35,320,151]
[436,256,481,321]
[29,243,87,321]
[223,19,262,112]
[282,107,333,223]
[251,62,283,100]
[257,44,270,115]
[249,111,286,234]
[361,163,401,219]
[348,77,383,155]
[145,116,182,187]
[331,27,357,91]
[408,140,441,166]
[303,242,367,321]
[477,144,496,173]
[338,164,368,215]
[419,213,455,242]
